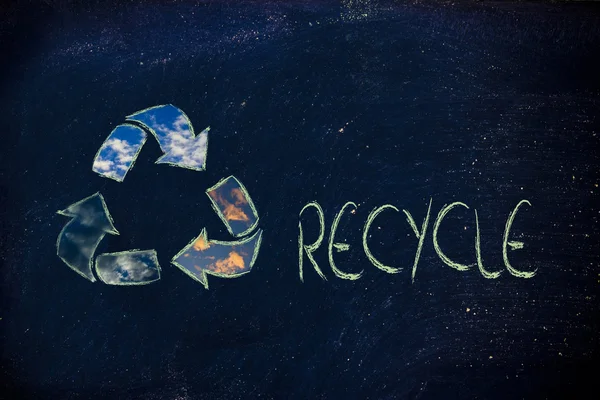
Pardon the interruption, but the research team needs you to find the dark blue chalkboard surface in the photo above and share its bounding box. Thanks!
[1,1,599,398]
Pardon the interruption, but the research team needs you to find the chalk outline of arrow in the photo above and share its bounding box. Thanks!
[125,104,210,172]
[206,175,260,238]
[95,249,161,286]
[171,227,263,289]
[92,105,210,182]
[92,123,149,183]
[56,192,120,282]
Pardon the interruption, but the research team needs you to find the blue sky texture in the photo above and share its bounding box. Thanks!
[92,124,147,182]
[126,104,208,170]
[95,250,160,285]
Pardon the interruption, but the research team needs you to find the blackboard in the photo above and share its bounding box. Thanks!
[1,1,599,398]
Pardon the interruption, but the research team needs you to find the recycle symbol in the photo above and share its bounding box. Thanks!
[56,105,262,289]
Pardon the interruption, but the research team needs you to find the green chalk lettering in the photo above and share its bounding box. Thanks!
[403,209,421,238]
[327,202,362,280]
[503,200,536,278]
[433,202,475,272]
[334,243,351,252]
[404,198,433,283]
[507,241,524,250]
[363,204,402,274]
[299,202,327,282]
[474,209,502,279]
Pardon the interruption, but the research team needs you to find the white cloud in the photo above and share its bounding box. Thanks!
[92,159,113,172]
[92,125,146,181]
[97,252,158,284]
[149,114,208,170]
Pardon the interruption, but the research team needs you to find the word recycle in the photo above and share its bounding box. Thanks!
[297,199,536,283]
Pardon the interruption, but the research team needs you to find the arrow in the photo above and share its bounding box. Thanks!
[126,104,209,171]
[171,228,263,289]
[56,193,119,282]
[206,175,260,238]
[95,249,161,285]
[92,123,148,182]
